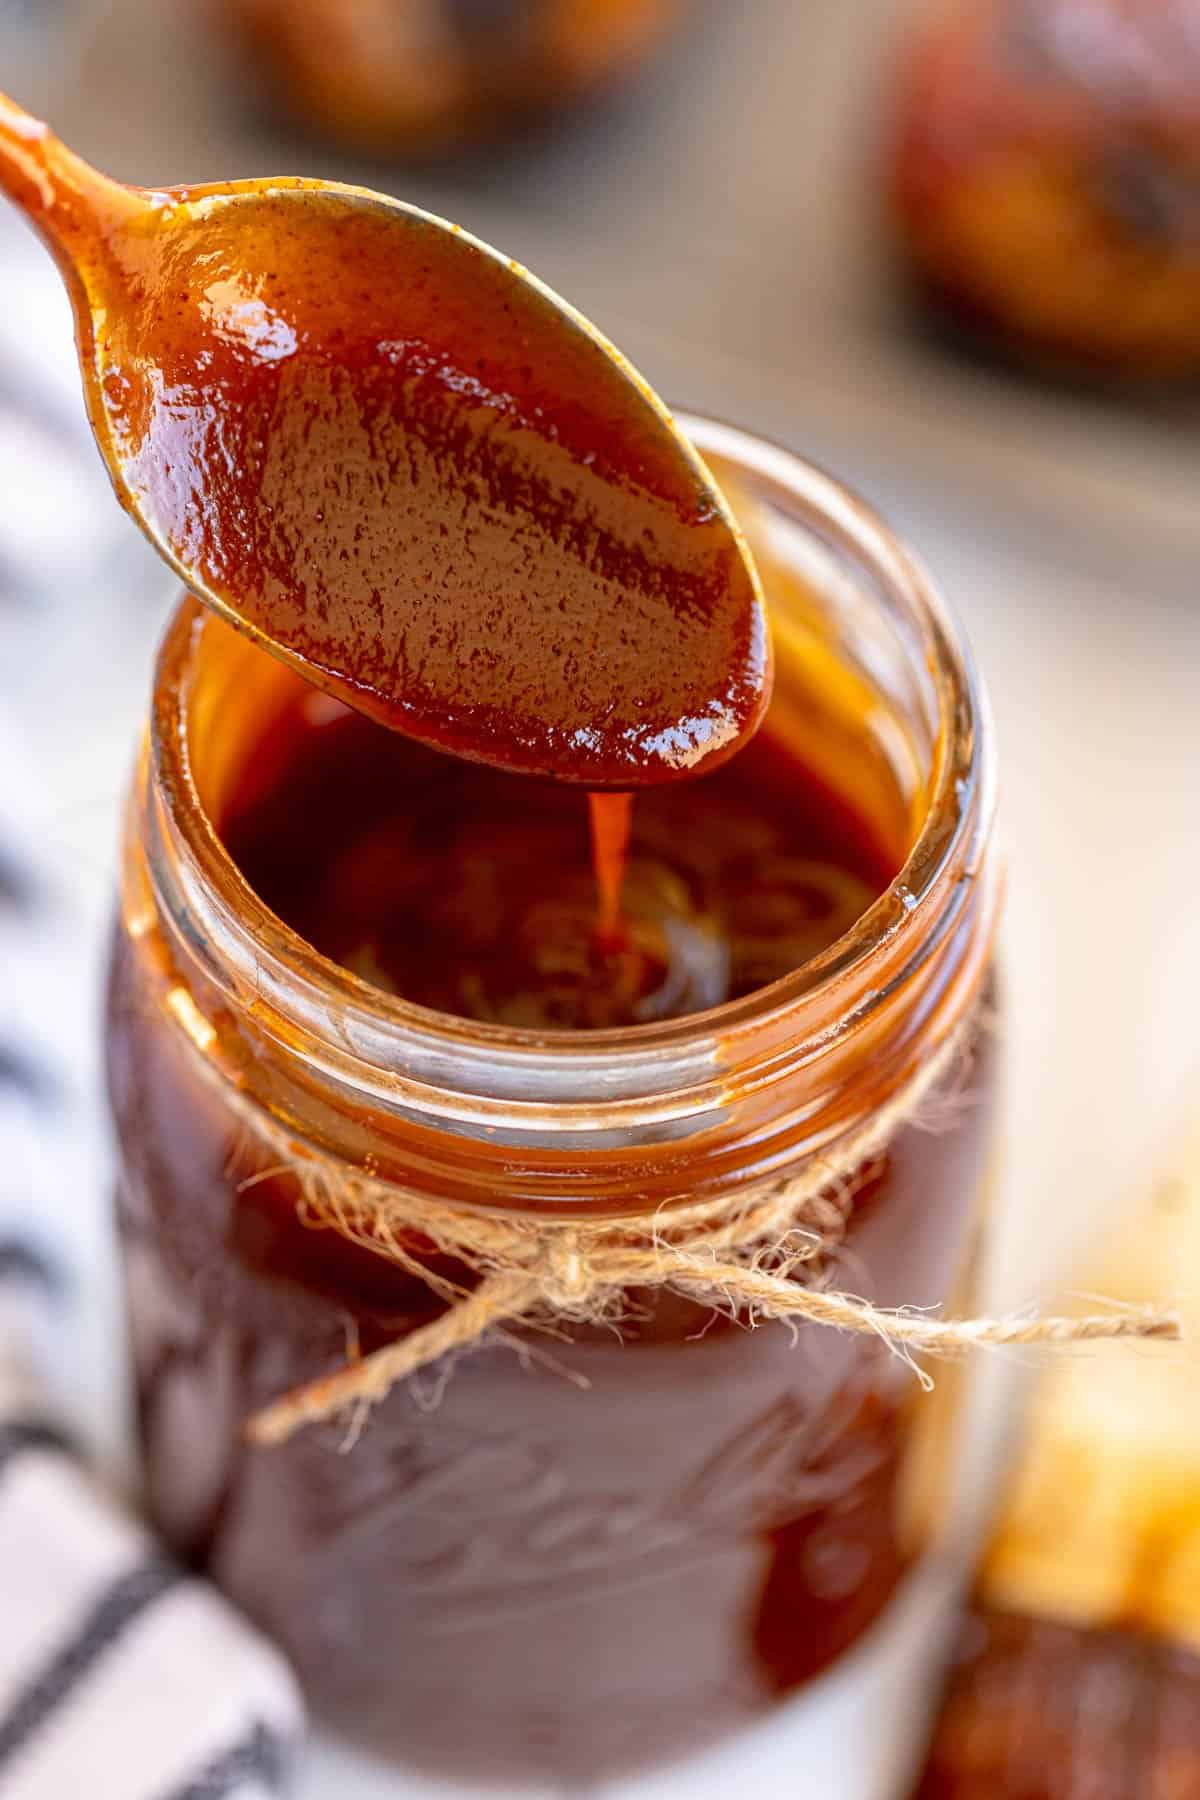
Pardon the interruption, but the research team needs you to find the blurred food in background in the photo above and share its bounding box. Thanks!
[910,1106,1200,1797]
[212,0,686,154]
[888,0,1200,380]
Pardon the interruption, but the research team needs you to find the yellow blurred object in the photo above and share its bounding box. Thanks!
[981,1121,1200,1640]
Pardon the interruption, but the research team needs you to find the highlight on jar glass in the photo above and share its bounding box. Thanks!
[886,0,1200,380]
[108,414,1004,1785]
[212,0,688,153]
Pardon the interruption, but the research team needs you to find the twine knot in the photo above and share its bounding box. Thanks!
[544,1230,589,1309]
[231,1011,1181,1448]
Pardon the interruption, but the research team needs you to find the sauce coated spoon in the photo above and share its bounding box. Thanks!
[0,92,770,786]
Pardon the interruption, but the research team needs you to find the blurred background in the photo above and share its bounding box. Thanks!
[1,0,1199,1794]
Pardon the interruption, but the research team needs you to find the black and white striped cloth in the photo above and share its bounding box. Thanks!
[0,739,305,1797]
[0,1278,303,1798]
[0,489,307,1800]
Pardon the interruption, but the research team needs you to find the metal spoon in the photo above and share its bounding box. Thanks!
[0,92,770,785]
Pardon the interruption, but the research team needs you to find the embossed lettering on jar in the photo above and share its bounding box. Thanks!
[107,416,1001,1785]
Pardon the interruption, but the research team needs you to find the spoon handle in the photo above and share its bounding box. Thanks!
[0,91,143,273]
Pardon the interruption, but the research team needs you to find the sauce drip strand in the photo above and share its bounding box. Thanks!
[588,792,633,949]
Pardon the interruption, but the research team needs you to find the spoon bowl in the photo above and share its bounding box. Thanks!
[0,94,770,785]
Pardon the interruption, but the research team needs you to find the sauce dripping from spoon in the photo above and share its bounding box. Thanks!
[588,791,633,950]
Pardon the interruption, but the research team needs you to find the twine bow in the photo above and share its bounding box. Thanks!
[233,1019,1181,1447]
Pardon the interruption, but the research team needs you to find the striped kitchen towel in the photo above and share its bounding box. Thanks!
[0,1256,304,1800]
[0,744,305,1799]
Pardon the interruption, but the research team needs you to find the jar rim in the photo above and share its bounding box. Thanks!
[143,411,996,1135]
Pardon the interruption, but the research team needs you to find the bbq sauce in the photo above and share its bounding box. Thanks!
[109,598,1000,1782]
[0,94,768,784]
[103,184,774,989]
[219,685,893,1032]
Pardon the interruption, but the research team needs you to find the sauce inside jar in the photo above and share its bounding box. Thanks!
[220,688,894,1032]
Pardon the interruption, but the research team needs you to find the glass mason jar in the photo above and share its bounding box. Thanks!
[107,415,1001,1786]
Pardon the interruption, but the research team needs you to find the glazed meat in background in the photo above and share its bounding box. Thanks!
[888,0,1200,378]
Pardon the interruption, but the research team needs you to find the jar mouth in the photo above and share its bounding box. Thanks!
[145,412,995,1127]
